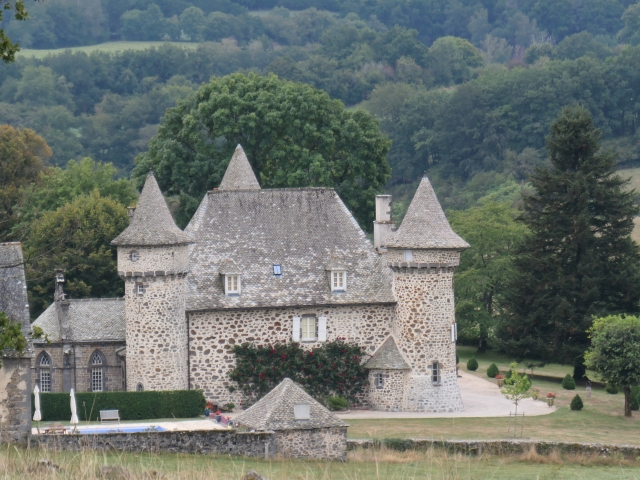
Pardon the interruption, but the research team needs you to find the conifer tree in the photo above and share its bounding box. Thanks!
[496,106,640,363]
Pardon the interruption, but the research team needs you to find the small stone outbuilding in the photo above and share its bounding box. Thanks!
[364,336,410,411]
[234,378,348,461]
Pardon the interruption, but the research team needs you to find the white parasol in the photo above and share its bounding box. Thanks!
[70,388,79,431]
[33,384,42,433]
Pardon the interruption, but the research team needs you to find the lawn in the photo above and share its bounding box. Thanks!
[3,445,640,479]
[16,41,200,59]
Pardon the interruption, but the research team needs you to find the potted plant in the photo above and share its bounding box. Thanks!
[204,401,214,417]
[546,393,556,407]
[531,388,540,401]
[495,374,505,387]
[220,402,235,413]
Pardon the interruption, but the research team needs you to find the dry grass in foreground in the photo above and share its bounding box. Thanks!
[1,445,640,479]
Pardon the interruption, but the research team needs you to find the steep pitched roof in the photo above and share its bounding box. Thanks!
[234,378,347,431]
[384,176,469,250]
[32,298,125,343]
[0,243,30,330]
[111,172,190,246]
[218,145,261,191]
[184,188,395,311]
[364,336,410,370]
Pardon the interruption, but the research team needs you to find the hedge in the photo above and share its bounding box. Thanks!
[32,390,205,421]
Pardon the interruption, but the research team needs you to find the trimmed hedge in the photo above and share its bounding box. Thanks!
[487,363,499,378]
[562,374,576,390]
[32,390,205,422]
[570,394,583,411]
[466,358,478,371]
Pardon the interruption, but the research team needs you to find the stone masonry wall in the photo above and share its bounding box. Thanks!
[117,245,189,275]
[31,343,125,393]
[386,249,460,265]
[125,273,188,392]
[0,355,32,444]
[367,370,406,412]
[275,427,348,461]
[188,304,395,404]
[390,248,463,412]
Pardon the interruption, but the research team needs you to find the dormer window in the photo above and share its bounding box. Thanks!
[273,264,282,276]
[130,251,140,262]
[294,403,310,421]
[331,271,346,292]
[225,274,241,295]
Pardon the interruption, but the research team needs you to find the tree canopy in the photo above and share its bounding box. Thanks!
[134,73,391,229]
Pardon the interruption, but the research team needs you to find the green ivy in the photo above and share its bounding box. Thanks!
[228,339,368,405]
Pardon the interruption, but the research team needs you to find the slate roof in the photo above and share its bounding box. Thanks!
[364,336,410,370]
[218,145,261,191]
[32,298,125,343]
[111,172,190,247]
[0,243,30,330]
[234,378,347,431]
[184,187,395,311]
[384,176,470,250]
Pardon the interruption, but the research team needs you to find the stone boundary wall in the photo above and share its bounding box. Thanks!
[348,439,640,459]
[0,355,32,444]
[33,430,276,457]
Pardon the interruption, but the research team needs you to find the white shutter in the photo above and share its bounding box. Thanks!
[451,324,455,343]
[318,316,327,342]
[292,316,301,342]
[454,322,458,340]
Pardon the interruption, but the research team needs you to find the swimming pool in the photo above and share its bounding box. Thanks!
[76,426,167,434]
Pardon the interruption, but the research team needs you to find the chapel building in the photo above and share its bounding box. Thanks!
[31,145,469,412]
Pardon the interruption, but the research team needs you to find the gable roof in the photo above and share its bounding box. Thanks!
[184,188,395,311]
[32,298,125,343]
[364,336,410,370]
[234,378,347,431]
[218,145,261,191]
[0,243,30,330]
[111,172,190,247]
[384,176,469,250]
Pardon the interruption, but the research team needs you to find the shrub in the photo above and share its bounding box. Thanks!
[33,390,205,422]
[606,383,619,394]
[562,374,576,390]
[466,358,478,371]
[383,438,415,451]
[487,363,499,378]
[631,386,640,411]
[570,394,583,411]
[326,395,349,411]
[505,369,513,379]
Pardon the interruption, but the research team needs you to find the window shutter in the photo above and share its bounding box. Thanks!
[318,316,327,342]
[451,324,455,343]
[292,316,301,342]
[454,322,458,340]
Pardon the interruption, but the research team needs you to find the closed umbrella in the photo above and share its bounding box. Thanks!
[70,388,79,432]
[33,385,41,434]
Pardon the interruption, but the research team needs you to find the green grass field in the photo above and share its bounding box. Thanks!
[16,41,200,59]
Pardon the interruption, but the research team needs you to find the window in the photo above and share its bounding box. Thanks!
[301,316,316,341]
[374,372,384,389]
[404,249,413,262]
[136,383,144,392]
[136,284,145,295]
[130,250,139,262]
[431,361,441,385]
[38,353,52,392]
[331,271,346,292]
[273,264,282,275]
[91,352,104,392]
[39,353,51,366]
[294,403,310,420]
[225,275,240,295]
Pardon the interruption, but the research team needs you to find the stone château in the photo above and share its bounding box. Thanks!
[31,145,469,412]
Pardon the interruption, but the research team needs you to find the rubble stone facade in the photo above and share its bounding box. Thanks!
[367,370,407,411]
[0,356,32,444]
[275,427,347,461]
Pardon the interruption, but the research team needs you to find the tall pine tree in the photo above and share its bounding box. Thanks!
[496,106,640,363]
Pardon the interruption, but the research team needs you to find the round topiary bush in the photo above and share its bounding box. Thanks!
[562,374,576,390]
[487,363,499,378]
[570,394,583,411]
[467,358,479,371]
[605,383,619,394]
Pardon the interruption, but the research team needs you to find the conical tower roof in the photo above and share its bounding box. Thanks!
[218,145,260,190]
[364,336,410,370]
[384,176,469,250]
[111,172,190,246]
[234,378,347,431]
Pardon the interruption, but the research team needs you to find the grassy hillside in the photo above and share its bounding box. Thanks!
[17,41,200,59]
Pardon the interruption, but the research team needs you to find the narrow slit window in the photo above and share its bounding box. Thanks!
[273,264,282,275]
[431,361,441,385]
[375,373,384,389]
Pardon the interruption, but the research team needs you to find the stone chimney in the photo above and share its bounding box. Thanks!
[373,195,396,253]
[53,269,72,342]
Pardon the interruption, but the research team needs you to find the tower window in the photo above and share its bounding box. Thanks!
[273,264,282,275]
[404,249,413,262]
[374,372,384,389]
[331,271,346,292]
[130,251,140,262]
[301,316,316,341]
[136,284,145,295]
[225,275,241,295]
[431,361,441,385]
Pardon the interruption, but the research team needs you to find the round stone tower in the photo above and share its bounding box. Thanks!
[383,176,469,412]
[111,172,191,391]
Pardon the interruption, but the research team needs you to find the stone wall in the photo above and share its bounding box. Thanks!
[386,249,460,265]
[367,370,406,411]
[0,355,32,444]
[117,245,189,275]
[31,343,125,393]
[124,272,188,392]
[275,427,347,461]
[188,304,395,403]
[390,248,463,412]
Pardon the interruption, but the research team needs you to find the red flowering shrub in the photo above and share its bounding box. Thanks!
[228,340,368,405]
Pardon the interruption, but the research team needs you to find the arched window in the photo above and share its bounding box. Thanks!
[37,352,52,392]
[90,350,105,392]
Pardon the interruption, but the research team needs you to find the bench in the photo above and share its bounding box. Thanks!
[43,422,67,435]
[100,409,121,424]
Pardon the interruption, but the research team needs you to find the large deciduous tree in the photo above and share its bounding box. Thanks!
[496,106,640,363]
[133,73,391,229]
[0,0,35,62]
[585,314,640,417]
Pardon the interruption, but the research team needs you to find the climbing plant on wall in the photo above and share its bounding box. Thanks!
[228,339,368,405]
